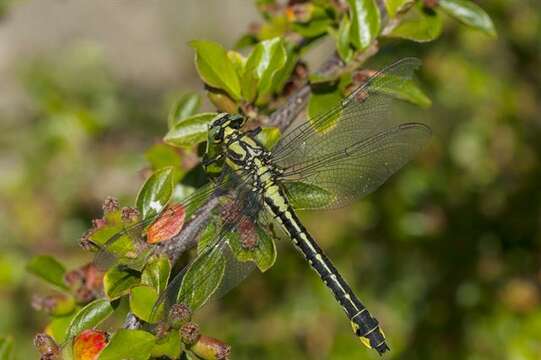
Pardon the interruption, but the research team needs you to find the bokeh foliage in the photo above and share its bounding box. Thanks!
[0,0,540,359]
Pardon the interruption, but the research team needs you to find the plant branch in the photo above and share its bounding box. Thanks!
[159,196,220,263]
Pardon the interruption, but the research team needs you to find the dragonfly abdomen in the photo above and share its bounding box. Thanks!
[263,192,390,355]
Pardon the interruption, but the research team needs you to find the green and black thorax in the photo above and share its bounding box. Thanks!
[203,113,283,195]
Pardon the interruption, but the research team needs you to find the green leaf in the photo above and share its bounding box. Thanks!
[207,90,239,113]
[227,50,246,77]
[197,222,218,255]
[129,286,159,323]
[308,72,340,84]
[384,0,415,18]
[0,336,14,360]
[438,0,496,37]
[45,310,79,343]
[234,34,257,49]
[103,265,141,300]
[189,40,241,100]
[241,69,259,103]
[308,85,343,132]
[168,92,202,128]
[285,182,336,209]
[336,16,353,62]
[259,15,289,40]
[388,5,442,42]
[144,143,182,172]
[66,299,113,340]
[151,332,182,359]
[243,37,287,102]
[228,226,277,272]
[164,112,218,148]
[89,224,137,261]
[98,329,155,360]
[27,255,68,290]
[270,46,298,94]
[136,166,175,219]
[348,0,381,50]
[141,255,171,294]
[88,207,140,262]
[377,74,431,108]
[256,127,281,150]
[292,18,332,38]
[178,246,226,311]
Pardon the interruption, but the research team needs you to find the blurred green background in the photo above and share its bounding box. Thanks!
[0,0,540,359]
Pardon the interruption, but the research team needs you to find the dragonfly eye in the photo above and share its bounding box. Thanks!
[229,114,246,129]
[209,127,224,143]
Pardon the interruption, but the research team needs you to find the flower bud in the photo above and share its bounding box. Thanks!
[102,196,120,214]
[34,333,60,360]
[169,303,192,329]
[32,294,75,316]
[190,335,231,360]
[180,322,200,346]
[121,207,140,224]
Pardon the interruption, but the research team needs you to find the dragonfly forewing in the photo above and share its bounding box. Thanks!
[150,186,278,323]
[91,180,227,271]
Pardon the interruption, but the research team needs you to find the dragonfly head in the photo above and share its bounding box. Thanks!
[208,113,246,144]
[205,113,247,177]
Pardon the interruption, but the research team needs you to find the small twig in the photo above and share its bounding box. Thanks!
[159,196,220,263]
[123,312,143,329]
[269,85,311,131]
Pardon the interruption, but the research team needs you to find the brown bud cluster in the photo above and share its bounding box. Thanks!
[34,333,60,360]
[31,294,75,316]
[239,217,258,250]
[64,262,104,304]
[102,196,120,214]
[154,321,171,339]
[169,303,192,329]
[121,206,140,223]
[180,322,201,346]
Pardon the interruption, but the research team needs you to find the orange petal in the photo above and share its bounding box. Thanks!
[146,203,186,244]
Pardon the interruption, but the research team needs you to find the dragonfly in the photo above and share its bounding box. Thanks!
[94,57,431,355]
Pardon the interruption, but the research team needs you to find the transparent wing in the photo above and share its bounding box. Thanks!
[150,179,278,321]
[92,175,232,271]
[281,123,431,209]
[270,58,431,209]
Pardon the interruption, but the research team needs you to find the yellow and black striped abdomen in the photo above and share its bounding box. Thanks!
[223,127,390,354]
[263,189,389,355]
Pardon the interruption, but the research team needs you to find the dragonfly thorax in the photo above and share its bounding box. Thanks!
[224,130,280,193]
[204,114,281,193]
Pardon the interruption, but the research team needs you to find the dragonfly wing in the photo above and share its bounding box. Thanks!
[272,58,423,165]
[151,180,278,320]
[92,178,228,271]
[270,58,431,209]
[281,123,431,209]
